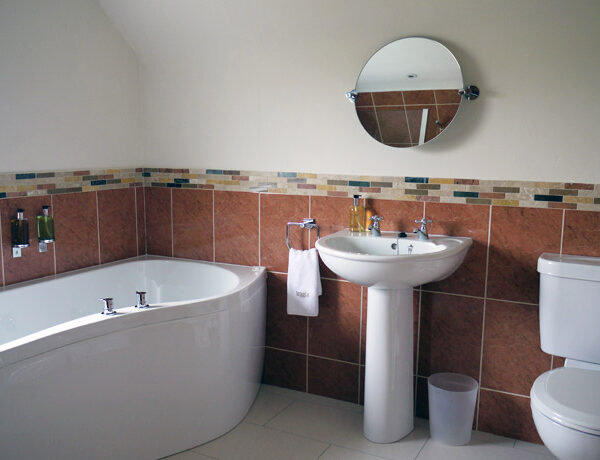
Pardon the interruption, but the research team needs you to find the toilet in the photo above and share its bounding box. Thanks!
[531,253,600,460]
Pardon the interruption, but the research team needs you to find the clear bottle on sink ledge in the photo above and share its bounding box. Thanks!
[348,194,365,232]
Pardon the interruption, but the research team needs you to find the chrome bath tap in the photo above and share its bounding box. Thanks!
[369,215,384,236]
[414,218,433,240]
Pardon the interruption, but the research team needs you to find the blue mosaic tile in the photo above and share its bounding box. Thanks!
[91,180,107,186]
[454,191,479,198]
[277,172,297,178]
[534,194,563,202]
[349,180,370,187]
[16,173,36,180]
[206,169,223,175]
[174,178,190,184]
[167,183,182,188]
[142,172,151,177]
[405,177,428,183]
[0,193,6,199]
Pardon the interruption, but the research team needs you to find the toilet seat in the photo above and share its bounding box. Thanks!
[531,367,600,436]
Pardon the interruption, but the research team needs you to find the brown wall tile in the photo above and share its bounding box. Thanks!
[434,89,461,104]
[308,357,359,403]
[309,279,361,363]
[260,194,309,272]
[376,107,411,144]
[310,196,352,279]
[0,196,54,285]
[136,187,146,255]
[214,191,258,266]
[97,188,137,264]
[403,90,435,105]
[487,207,562,303]
[266,272,308,353]
[478,390,542,444]
[364,198,423,233]
[415,376,429,419]
[172,189,213,261]
[372,91,404,106]
[481,300,551,395]
[263,348,306,392]
[145,187,172,257]
[424,202,490,297]
[356,107,382,143]
[562,210,600,257]
[418,292,483,380]
[54,192,99,273]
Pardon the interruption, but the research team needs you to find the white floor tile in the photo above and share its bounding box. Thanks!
[261,384,363,412]
[244,386,295,425]
[193,421,329,460]
[468,430,516,447]
[266,401,428,459]
[514,440,556,457]
[319,445,390,460]
[416,439,553,460]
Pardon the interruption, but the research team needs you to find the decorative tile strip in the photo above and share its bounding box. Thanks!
[0,168,143,198]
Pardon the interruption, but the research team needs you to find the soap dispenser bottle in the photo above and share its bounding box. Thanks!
[348,194,365,233]
[37,205,55,242]
[10,208,30,248]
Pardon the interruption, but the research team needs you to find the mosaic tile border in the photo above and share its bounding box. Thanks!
[0,168,143,198]
[1,167,599,211]
[143,168,600,211]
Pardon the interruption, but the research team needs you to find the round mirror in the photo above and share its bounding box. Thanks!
[353,37,463,148]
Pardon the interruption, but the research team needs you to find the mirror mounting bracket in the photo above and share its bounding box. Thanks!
[459,85,480,100]
[345,89,357,103]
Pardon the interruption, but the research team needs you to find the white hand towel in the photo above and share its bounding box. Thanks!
[287,248,322,316]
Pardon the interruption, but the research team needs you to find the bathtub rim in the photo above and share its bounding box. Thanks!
[0,255,266,369]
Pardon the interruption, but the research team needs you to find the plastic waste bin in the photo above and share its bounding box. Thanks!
[428,372,479,445]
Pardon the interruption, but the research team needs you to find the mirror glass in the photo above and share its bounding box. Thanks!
[353,37,463,148]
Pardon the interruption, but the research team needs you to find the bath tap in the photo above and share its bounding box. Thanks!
[99,297,117,315]
[368,215,384,236]
[414,218,433,240]
[136,291,149,309]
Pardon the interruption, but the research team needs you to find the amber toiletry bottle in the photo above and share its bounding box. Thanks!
[348,194,365,232]
[10,208,30,248]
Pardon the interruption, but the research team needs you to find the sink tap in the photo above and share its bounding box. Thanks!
[369,215,384,236]
[414,218,432,240]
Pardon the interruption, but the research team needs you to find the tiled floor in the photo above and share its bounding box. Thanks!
[166,385,556,460]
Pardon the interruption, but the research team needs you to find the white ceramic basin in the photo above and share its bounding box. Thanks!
[315,230,473,289]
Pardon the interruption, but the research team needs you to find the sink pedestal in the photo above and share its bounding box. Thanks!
[363,287,414,443]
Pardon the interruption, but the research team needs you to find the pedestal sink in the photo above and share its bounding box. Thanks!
[315,230,472,443]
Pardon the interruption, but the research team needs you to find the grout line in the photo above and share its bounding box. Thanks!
[370,93,384,143]
[260,397,297,427]
[479,386,530,398]
[419,289,485,301]
[401,91,414,144]
[51,195,57,274]
[265,346,361,367]
[476,204,493,430]
[212,190,216,262]
[559,209,565,254]
[414,436,430,459]
[550,355,554,370]
[143,187,147,255]
[316,444,333,460]
[0,210,5,287]
[484,296,538,306]
[134,187,139,257]
[95,191,101,264]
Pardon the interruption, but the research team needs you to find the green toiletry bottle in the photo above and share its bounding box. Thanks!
[37,205,55,242]
[10,208,30,248]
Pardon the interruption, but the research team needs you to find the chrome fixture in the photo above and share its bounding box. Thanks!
[99,297,117,315]
[286,218,320,250]
[458,85,480,100]
[136,291,149,309]
[345,89,357,102]
[368,215,384,237]
[414,218,433,240]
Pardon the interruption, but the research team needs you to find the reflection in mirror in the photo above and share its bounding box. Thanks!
[353,37,463,148]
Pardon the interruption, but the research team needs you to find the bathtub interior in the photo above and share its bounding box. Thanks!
[0,258,240,346]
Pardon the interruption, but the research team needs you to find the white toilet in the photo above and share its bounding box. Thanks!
[531,253,600,460]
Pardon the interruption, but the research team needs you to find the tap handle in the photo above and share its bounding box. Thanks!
[414,218,433,225]
[369,215,383,230]
[99,297,116,315]
[136,291,149,308]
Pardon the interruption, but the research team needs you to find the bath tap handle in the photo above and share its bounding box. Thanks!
[136,291,149,309]
[99,297,116,315]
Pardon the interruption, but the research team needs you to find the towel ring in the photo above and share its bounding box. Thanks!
[286,218,320,250]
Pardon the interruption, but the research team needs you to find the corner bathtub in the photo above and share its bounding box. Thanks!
[0,256,266,460]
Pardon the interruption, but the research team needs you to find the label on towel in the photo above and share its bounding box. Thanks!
[296,291,310,298]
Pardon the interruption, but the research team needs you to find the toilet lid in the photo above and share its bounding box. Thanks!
[531,367,600,436]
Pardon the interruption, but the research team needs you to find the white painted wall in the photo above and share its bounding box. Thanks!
[0,0,141,171]
[99,0,600,182]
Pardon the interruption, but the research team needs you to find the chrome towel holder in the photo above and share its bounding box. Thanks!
[286,218,320,250]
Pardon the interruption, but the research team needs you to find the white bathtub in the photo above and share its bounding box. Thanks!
[0,256,266,459]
